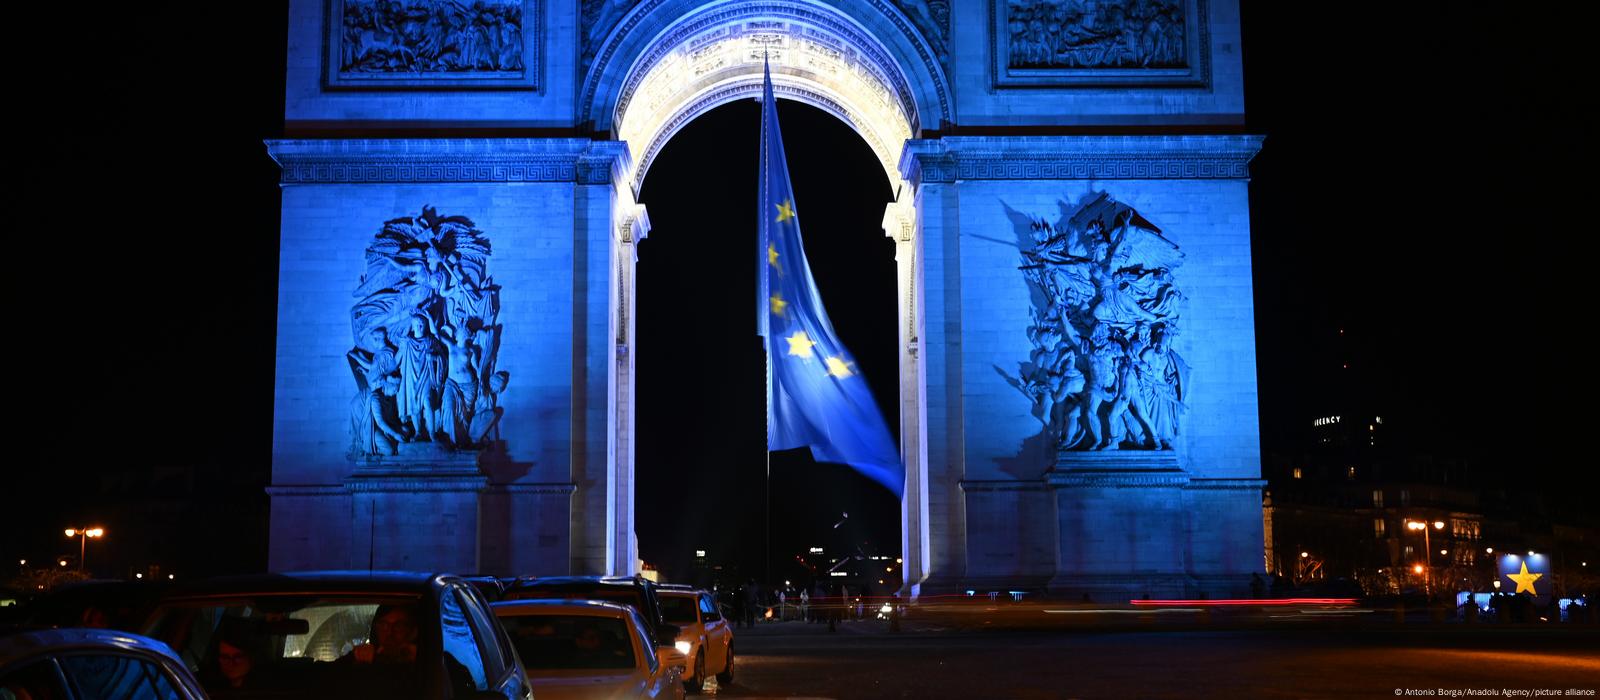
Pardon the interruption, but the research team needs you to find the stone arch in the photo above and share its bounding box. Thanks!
[591,0,940,594]
[581,0,952,194]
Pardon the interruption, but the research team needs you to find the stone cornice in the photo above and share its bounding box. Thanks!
[266,139,631,184]
[346,475,492,493]
[491,482,579,495]
[1183,478,1268,491]
[265,485,347,497]
[959,479,1049,493]
[900,135,1265,184]
[1047,470,1192,489]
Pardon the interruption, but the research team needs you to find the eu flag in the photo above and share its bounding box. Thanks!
[756,58,904,498]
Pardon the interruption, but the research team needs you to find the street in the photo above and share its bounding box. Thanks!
[700,616,1600,699]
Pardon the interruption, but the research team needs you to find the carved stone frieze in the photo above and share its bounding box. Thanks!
[991,0,1208,88]
[327,0,541,89]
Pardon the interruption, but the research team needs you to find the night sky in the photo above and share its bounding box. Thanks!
[3,2,1581,582]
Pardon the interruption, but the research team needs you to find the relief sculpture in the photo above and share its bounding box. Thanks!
[330,0,536,88]
[347,207,508,457]
[1005,0,1185,69]
[1010,193,1187,452]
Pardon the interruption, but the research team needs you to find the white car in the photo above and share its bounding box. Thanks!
[492,599,687,700]
[656,587,733,693]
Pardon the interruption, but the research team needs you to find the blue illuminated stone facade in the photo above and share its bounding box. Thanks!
[269,0,1263,598]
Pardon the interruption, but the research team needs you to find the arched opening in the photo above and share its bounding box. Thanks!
[592,0,944,592]
[634,99,898,589]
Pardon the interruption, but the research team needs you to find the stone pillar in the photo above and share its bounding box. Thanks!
[612,198,650,576]
[571,142,632,575]
[899,141,968,592]
[884,194,930,596]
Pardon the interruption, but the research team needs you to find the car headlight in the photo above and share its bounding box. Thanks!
[674,641,692,656]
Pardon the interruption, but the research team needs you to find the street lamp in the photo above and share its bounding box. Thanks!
[1405,519,1444,596]
[64,527,105,572]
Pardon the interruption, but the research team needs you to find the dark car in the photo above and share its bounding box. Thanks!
[502,577,679,646]
[139,571,532,699]
[1,627,209,699]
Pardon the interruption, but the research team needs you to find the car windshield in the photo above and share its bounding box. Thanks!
[658,596,698,625]
[498,614,636,670]
[144,594,424,699]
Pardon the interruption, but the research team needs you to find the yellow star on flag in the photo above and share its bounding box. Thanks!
[768,243,780,268]
[1506,560,1542,594]
[825,356,854,378]
[770,293,788,317]
[784,331,816,358]
[775,200,795,222]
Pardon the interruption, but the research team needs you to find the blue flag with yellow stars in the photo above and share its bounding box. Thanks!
[1497,552,1552,602]
[756,58,904,498]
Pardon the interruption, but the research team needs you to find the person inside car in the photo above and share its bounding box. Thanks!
[198,620,261,694]
[343,604,419,665]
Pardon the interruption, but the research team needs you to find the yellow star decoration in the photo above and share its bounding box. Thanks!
[784,331,816,358]
[1506,560,1542,595]
[770,293,788,317]
[768,243,780,268]
[775,200,795,222]
[825,356,854,378]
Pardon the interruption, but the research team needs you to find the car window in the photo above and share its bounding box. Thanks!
[452,586,509,680]
[699,594,721,621]
[0,659,69,700]
[439,588,490,693]
[143,594,424,697]
[627,610,658,674]
[659,595,698,625]
[58,654,181,700]
[497,614,637,670]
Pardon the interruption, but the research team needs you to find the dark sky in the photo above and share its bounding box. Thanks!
[3,2,1581,581]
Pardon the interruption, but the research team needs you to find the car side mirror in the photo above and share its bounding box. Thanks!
[657,645,688,674]
[655,623,681,645]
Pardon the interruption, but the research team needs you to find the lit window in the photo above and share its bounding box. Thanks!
[1372,490,1383,508]
[1292,468,1302,480]
[1347,466,1356,480]
[1404,545,1413,557]
[1400,489,1410,506]
[1373,519,1386,537]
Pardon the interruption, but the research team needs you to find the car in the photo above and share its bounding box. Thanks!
[491,599,686,700]
[502,577,679,647]
[139,571,532,699]
[1,627,210,699]
[655,587,733,693]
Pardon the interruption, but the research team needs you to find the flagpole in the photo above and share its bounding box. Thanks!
[761,51,773,591]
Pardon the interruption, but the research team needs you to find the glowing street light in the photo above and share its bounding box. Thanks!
[64,527,106,572]
[1404,519,1443,596]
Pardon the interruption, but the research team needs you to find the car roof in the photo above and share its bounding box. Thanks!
[155,571,450,599]
[0,628,183,667]
[654,584,699,592]
[511,576,644,588]
[655,589,699,598]
[489,599,640,617]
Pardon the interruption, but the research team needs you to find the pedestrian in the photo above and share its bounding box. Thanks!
[731,585,747,629]
[741,579,760,628]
